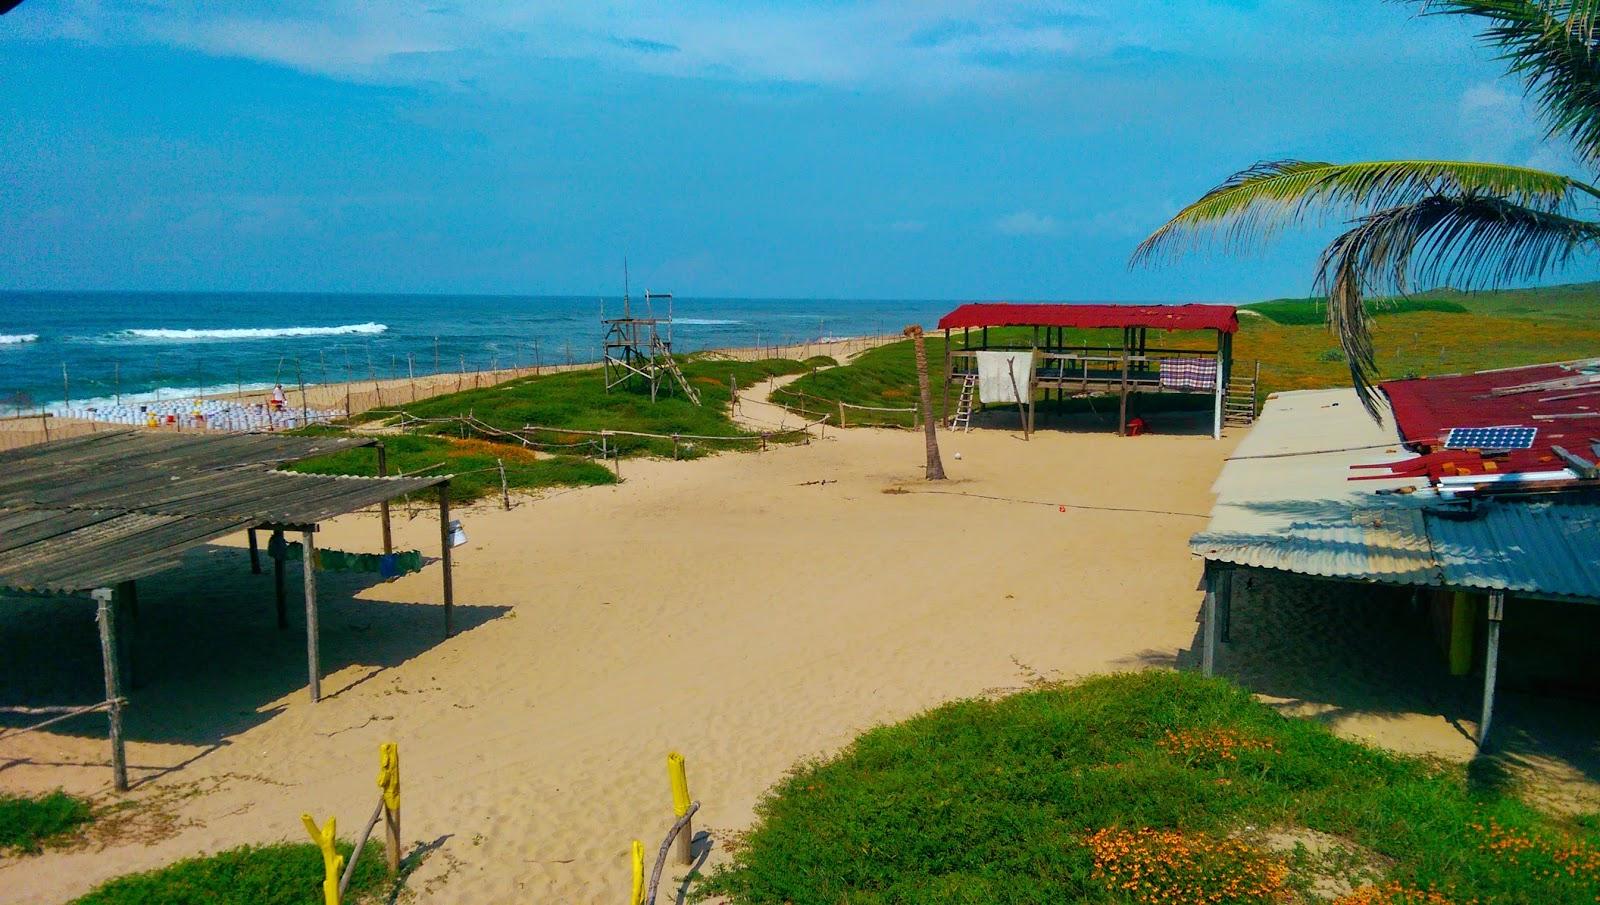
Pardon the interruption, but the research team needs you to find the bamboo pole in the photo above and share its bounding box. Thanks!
[304,528,320,703]
[440,482,455,637]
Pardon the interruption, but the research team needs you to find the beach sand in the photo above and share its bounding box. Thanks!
[2,388,1596,903]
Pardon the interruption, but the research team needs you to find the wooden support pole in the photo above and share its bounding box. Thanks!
[1201,568,1219,677]
[668,752,693,866]
[376,443,393,555]
[273,529,288,630]
[440,482,455,638]
[1479,590,1506,748]
[303,528,320,703]
[941,327,951,425]
[1212,329,1227,440]
[379,741,402,875]
[248,528,262,574]
[93,588,128,792]
[1118,347,1130,437]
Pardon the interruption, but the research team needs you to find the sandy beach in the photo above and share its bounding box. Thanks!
[2,380,1596,903]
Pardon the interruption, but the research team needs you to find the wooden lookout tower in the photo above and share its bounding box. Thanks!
[602,288,701,405]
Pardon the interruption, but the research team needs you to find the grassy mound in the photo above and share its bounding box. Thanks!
[70,841,389,905]
[363,356,812,457]
[286,431,615,502]
[1243,297,1468,325]
[0,790,92,854]
[701,672,1600,905]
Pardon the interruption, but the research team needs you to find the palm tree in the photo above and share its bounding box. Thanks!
[1134,1,1600,412]
[904,325,947,480]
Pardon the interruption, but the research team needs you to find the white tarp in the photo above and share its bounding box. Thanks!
[975,350,1034,404]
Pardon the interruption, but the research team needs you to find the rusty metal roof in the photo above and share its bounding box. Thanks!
[0,431,446,593]
[1192,388,1600,602]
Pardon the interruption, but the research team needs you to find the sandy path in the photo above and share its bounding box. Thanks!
[4,409,1594,903]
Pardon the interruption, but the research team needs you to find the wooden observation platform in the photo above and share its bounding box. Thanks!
[937,303,1249,439]
[602,290,701,405]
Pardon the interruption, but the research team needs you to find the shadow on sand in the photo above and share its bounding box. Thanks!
[0,543,509,750]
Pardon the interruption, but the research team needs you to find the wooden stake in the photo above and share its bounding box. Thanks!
[376,443,393,554]
[303,528,320,703]
[497,457,510,510]
[93,588,128,792]
[379,742,402,875]
[668,752,693,865]
[440,482,455,637]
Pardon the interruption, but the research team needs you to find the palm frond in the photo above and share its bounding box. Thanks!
[1132,158,1599,266]
[1315,192,1600,411]
[1414,1,1600,163]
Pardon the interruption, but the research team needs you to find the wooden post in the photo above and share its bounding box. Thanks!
[93,588,128,792]
[1118,348,1130,437]
[380,742,402,875]
[941,327,951,425]
[838,401,846,427]
[376,443,393,555]
[1212,329,1226,440]
[273,529,288,630]
[1201,567,1218,677]
[497,457,510,510]
[668,752,693,865]
[1479,590,1506,748]
[440,482,454,637]
[303,528,320,703]
[248,528,261,574]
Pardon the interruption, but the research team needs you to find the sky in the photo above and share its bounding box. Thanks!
[1,1,1592,301]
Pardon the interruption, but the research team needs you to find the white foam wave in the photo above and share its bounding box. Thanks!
[673,318,743,326]
[117,323,388,341]
[0,333,39,345]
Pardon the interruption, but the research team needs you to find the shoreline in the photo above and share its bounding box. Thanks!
[0,333,901,450]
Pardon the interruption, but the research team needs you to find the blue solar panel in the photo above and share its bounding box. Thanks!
[1444,426,1538,451]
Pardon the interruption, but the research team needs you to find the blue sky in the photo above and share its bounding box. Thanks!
[1,1,1589,300]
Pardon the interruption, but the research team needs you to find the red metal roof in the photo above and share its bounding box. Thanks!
[1376,361,1600,481]
[937,303,1239,334]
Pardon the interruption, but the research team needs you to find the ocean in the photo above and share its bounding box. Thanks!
[0,291,953,412]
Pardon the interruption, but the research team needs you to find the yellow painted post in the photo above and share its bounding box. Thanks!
[301,813,344,905]
[668,751,693,865]
[629,839,646,905]
[377,742,402,874]
[1449,591,1475,677]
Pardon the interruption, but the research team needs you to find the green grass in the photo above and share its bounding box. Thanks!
[285,430,615,502]
[700,672,1600,905]
[361,355,812,457]
[69,841,391,905]
[0,790,92,854]
[1243,296,1468,325]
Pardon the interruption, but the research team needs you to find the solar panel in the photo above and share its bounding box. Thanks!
[1444,426,1538,451]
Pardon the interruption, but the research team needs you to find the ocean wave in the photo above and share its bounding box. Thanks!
[0,333,39,345]
[672,318,743,326]
[116,323,388,341]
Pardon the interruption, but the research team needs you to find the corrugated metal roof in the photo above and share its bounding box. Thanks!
[0,430,447,594]
[1192,388,1600,601]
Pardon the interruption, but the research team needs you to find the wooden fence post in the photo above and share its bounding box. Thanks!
[668,752,693,865]
[93,588,128,792]
[379,742,402,874]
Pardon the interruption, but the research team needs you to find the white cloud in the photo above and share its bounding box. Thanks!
[4,0,1430,91]
[994,211,1059,236]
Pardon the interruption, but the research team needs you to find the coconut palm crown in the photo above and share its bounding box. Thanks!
[1133,1,1600,412]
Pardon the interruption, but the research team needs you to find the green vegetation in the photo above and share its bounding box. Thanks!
[363,355,811,457]
[286,431,614,502]
[70,841,390,905]
[1244,296,1467,325]
[0,790,92,854]
[701,672,1600,905]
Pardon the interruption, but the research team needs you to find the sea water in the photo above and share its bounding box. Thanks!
[0,291,950,412]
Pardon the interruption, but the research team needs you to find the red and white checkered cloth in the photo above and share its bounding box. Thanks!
[1160,357,1218,392]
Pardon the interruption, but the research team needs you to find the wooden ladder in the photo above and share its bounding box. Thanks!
[950,374,977,432]
[652,336,702,406]
[1224,361,1260,427]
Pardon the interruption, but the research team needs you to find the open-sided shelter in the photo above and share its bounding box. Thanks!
[1192,360,1600,748]
[936,303,1244,438]
[0,430,456,790]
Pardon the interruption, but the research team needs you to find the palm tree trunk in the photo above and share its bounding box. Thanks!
[904,325,946,481]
